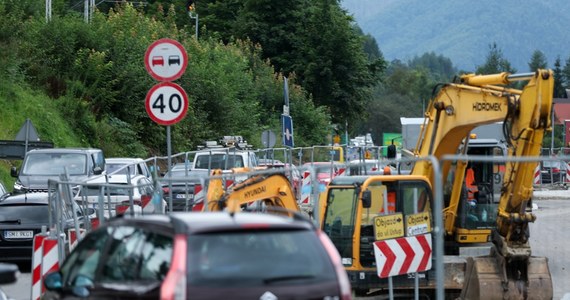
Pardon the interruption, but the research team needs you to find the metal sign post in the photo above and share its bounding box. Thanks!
[145,38,189,214]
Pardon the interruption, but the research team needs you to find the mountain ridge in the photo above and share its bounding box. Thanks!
[341,0,570,72]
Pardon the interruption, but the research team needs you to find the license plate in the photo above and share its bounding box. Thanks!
[93,204,113,210]
[176,194,193,199]
[4,230,34,239]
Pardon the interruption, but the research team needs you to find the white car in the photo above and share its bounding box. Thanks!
[105,157,152,178]
[75,174,166,218]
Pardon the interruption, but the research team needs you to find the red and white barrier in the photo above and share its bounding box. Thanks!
[192,184,205,211]
[40,237,60,294]
[300,171,311,204]
[373,233,432,278]
[67,228,87,252]
[336,168,346,177]
[31,234,61,299]
[533,164,541,185]
[31,233,47,300]
[566,162,570,183]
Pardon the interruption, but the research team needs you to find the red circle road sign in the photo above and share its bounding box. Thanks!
[145,38,188,81]
[145,82,189,126]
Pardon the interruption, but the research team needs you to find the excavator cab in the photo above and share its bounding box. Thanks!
[319,175,434,296]
[443,139,506,247]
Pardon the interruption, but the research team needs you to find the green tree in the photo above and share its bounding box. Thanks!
[296,0,381,124]
[476,43,516,75]
[562,55,570,93]
[528,50,548,71]
[408,52,457,82]
[553,56,566,98]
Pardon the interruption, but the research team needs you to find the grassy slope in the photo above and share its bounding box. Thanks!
[0,78,85,188]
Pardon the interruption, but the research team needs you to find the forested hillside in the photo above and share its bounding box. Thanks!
[342,0,570,72]
[1,0,567,189]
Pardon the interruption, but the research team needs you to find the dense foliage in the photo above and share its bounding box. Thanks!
[0,0,567,181]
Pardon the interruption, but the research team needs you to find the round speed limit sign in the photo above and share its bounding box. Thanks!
[145,82,188,126]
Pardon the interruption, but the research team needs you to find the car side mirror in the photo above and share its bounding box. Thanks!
[362,190,372,209]
[93,166,103,175]
[0,263,19,284]
[10,167,18,178]
[44,272,63,291]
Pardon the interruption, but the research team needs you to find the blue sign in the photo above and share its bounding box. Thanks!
[282,114,294,147]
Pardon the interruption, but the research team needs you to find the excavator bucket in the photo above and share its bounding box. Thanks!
[460,255,552,300]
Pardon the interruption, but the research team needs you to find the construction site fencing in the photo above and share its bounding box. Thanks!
[34,154,449,299]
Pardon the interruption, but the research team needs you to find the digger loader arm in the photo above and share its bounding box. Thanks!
[411,70,554,299]
[205,167,300,213]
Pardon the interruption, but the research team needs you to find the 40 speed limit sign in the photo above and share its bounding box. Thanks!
[145,82,188,126]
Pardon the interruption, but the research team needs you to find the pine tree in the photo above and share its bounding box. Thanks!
[476,43,516,74]
[553,56,566,98]
[528,50,548,72]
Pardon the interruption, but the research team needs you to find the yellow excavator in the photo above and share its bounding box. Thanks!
[319,70,554,299]
[204,168,300,213]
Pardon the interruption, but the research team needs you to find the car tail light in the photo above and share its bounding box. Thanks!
[90,218,100,230]
[318,231,352,300]
[141,194,152,208]
[161,235,187,300]
[552,167,560,173]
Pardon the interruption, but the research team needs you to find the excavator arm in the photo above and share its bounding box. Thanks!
[205,168,300,213]
[412,70,554,299]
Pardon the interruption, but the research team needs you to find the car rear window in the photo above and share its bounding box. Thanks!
[195,154,244,170]
[0,204,49,224]
[186,229,336,286]
[106,163,137,176]
[543,161,567,169]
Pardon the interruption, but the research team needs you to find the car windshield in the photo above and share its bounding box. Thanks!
[106,163,136,176]
[186,230,336,286]
[0,204,49,224]
[23,153,87,176]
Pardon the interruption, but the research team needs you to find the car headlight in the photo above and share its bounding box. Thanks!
[13,181,25,192]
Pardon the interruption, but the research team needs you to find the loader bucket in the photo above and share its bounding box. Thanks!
[460,256,552,300]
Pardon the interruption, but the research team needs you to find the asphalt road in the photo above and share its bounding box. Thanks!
[2,192,569,300]
[530,198,570,300]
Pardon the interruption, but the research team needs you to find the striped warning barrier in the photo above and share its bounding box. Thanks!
[192,184,205,211]
[31,233,47,300]
[40,237,60,294]
[300,171,311,204]
[336,168,346,177]
[67,228,87,252]
[566,162,570,183]
[533,164,541,185]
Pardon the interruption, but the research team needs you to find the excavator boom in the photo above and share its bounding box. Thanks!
[413,70,554,299]
[205,168,300,213]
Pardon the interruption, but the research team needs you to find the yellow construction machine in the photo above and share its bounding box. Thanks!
[319,70,554,299]
[204,168,300,213]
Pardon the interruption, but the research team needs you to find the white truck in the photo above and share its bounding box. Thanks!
[162,136,259,211]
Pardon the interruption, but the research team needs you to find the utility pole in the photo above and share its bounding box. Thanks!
[84,0,89,23]
[187,2,198,39]
[45,0,52,22]
[89,0,95,23]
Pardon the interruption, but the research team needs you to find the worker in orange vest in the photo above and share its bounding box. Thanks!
[465,164,478,206]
